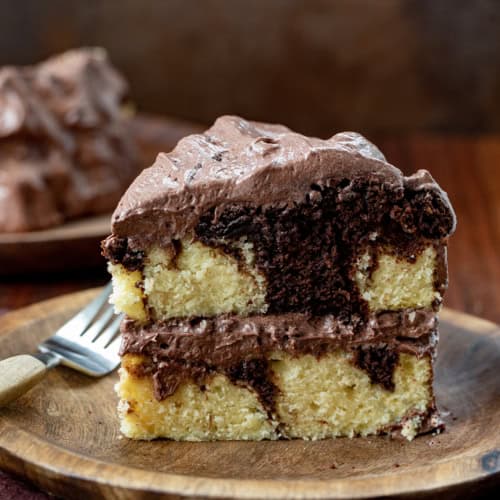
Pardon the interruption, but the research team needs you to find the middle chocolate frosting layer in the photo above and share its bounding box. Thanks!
[121,308,438,402]
[121,308,437,362]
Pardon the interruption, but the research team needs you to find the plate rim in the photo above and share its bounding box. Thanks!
[0,213,111,245]
[0,425,495,499]
[0,291,499,499]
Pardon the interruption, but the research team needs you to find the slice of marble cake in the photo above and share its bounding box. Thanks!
[102,115,455,441]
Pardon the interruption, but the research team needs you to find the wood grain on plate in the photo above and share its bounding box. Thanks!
[0,114,203,276]
[0,290,498,499]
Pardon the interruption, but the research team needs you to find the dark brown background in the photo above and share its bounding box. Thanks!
[2,0,500,136]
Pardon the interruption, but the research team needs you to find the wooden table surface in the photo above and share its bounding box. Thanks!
[0,134,499,499]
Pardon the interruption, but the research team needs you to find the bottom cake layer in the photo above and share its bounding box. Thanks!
[117,349,442,441]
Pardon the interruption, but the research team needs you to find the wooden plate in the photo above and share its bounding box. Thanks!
[0,290,499,499]
[0,214,112,275]
[0,114,203,276]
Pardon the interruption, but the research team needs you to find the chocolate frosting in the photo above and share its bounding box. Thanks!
[121,308,438,401]
[121,308,437,362]
[0,48,138,232]
[110,115,456,248]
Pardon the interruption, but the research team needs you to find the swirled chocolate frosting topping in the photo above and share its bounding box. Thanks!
[110,115,456,248]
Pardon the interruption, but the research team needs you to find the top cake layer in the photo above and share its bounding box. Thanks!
[111,115,455,247]
[0,48,138,232]
[104,117,456,322]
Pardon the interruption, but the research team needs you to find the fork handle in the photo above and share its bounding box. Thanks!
[0,354,54,407]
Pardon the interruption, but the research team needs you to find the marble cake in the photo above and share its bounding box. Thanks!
[102,116,456,441]
[0,48,138,232]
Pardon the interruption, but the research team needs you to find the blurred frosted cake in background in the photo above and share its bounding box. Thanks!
[0,48,138,232]
[103,116,456,441]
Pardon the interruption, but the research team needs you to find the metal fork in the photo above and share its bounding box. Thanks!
[0,283,122,407]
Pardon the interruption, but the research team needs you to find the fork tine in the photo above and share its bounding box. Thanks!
[55,283,112,339]
[38,284,122,377]
[93,315,123,348]
[82,305,115,342]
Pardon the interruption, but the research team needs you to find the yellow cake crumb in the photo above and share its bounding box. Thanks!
[109,240,267,321]
[110,241,441,320]
[356,246,439,310]
[109,264,146,321]
[118,355,276,441]
[116,351,432,441]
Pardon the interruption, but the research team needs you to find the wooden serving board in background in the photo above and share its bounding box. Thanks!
[0,290,498,499]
